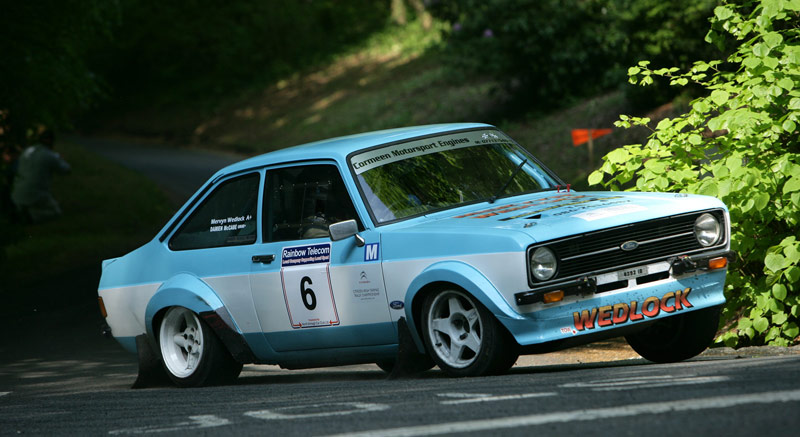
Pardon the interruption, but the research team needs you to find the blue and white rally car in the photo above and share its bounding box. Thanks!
[97,123,733,387]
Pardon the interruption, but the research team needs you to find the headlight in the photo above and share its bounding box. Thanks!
[694,213,721,246]
[530,247,557,281]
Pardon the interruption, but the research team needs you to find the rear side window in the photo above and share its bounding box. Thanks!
[170,173,260,250]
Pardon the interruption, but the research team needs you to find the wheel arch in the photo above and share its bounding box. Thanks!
[145,273,257,363]
[404,260,524,354]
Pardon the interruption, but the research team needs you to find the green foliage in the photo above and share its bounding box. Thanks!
[428,0,718,110]
[590,0,800,347]
[0,0,118,142]
[429,0,620,105]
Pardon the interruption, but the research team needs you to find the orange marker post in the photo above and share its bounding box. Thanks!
[572,129,612,169]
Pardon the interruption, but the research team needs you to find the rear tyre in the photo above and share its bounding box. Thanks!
[158,307,243,387]
[421,289,518,377]
[625,306,721,363]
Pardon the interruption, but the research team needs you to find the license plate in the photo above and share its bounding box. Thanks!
[617,266,648,281]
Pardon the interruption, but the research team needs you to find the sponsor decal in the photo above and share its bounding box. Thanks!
[502,197,628,221]
[571,204,647,221]
[454,194,585,219]
[352,270,380,301]
[549,199,631,218]
[350,132,485,174]
[281,243,338,328]
[364,243,380,262]
[474,131,506,144]
[281,243,331,267]
[572,288,693,332]
[453,195,631,220]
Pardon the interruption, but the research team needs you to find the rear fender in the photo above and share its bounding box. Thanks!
[404,261,525,353]
[144,273,256,363]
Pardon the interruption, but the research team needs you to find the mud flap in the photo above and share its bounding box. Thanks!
[131,334,171,389]
[388,317,435,379]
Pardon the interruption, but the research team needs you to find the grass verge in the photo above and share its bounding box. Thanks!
[0,140,173,316]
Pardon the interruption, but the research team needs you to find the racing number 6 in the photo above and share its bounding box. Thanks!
[300,276,317,310]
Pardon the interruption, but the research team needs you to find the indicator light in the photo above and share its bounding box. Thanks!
[708,257,728,270]
[543,290,564,304]
[98,297,108,318]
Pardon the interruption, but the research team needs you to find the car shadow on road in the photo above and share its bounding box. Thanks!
[233,365,445,387]
[509,359,650,376]
[231,356,653,388]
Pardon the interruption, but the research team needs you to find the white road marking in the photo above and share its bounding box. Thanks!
[108,415,230,435]
[245,402,389,420]
[0,392,10,397]
[437,393,491,399]
[440,393,556,405]
[324,389,800,437]
[560,374,730,391]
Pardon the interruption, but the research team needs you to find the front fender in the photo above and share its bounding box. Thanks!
[403,260,525,353]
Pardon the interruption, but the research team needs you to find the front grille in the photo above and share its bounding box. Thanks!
[528,209,726,286]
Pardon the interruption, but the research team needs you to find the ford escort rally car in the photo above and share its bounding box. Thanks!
[97,123,733,387]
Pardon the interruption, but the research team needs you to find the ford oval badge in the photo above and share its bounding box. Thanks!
[620,240,639,251]
[390,300,404,310]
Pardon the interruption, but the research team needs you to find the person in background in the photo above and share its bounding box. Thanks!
[11,130,71,223]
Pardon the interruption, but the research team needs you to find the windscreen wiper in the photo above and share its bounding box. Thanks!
[488,158,527,204]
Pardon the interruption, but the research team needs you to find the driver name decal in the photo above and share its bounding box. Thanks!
[573,288,693,331]
[209,214,253,232]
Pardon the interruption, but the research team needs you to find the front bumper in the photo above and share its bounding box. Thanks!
[501,266,729,348]
[514,250,735,306]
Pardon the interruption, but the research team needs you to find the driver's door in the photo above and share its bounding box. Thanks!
[249,162,394,352]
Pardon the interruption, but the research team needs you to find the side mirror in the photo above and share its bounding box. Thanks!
[329,219,365,247]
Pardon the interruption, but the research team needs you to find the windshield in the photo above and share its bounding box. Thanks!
[350,129,559,224]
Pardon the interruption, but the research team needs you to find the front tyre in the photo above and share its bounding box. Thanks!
[421,289,518,377]
[158,307,243,387]
[625,305,721,363]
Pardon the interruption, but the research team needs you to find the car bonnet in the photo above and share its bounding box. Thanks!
[390,191,726,244]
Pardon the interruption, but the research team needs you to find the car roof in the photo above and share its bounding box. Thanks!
[216,122,494,176]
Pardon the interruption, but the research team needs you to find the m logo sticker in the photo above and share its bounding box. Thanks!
[365,243,380,262]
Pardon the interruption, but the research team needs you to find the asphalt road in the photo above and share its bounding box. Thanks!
[75,136,243,204]
[2,137,799,435]
[2,322,800,437]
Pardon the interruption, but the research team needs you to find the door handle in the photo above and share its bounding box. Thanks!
[252,254,275,264]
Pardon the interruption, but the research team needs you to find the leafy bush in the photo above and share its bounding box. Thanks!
[429,0,619,105]
[428,0,718,110]
[0,1,118,142]
[589,0,800,347]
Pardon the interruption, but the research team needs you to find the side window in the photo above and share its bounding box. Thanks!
[170,173,260,250]
[264,164,360,242]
